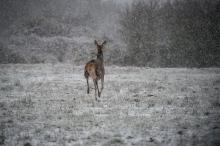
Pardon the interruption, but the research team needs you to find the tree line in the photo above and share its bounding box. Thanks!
[120,0,220,67]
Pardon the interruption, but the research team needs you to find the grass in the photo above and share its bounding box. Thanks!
[0,64,219,146]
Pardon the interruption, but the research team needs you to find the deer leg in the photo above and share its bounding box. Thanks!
[101,76,104,91]
[96,80,101,97]
[86,78,89,94]
[93,80,97,100]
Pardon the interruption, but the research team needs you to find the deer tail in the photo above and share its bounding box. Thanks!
[85,66,97,80]
[89,68,97,80]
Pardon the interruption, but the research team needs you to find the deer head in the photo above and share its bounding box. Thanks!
[94,40,107,52]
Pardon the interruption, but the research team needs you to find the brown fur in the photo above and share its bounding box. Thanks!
[85,62,98,80]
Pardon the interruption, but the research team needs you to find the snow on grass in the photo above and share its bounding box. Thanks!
[0,64,220,146]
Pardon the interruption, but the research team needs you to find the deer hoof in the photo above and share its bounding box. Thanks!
[96,98,100,102]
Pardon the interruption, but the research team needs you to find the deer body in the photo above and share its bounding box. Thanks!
[84,40,106,100]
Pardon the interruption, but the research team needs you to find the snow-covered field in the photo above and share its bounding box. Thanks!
[0,64,220,146]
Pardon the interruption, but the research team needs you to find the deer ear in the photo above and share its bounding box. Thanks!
[102,40,107,45]
[94,40,98,45]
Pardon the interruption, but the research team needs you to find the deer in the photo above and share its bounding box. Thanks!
[84,40,107,100]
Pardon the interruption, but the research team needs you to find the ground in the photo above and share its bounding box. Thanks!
[0,64,220,146]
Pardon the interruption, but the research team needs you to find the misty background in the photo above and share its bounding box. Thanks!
[0,0,219,67]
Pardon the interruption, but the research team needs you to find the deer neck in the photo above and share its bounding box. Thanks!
[97,51,104,64]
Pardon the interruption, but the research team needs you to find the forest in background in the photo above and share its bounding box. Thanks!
[120,0,220,67]
[0,0,219,67]
[0,0,124,65]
